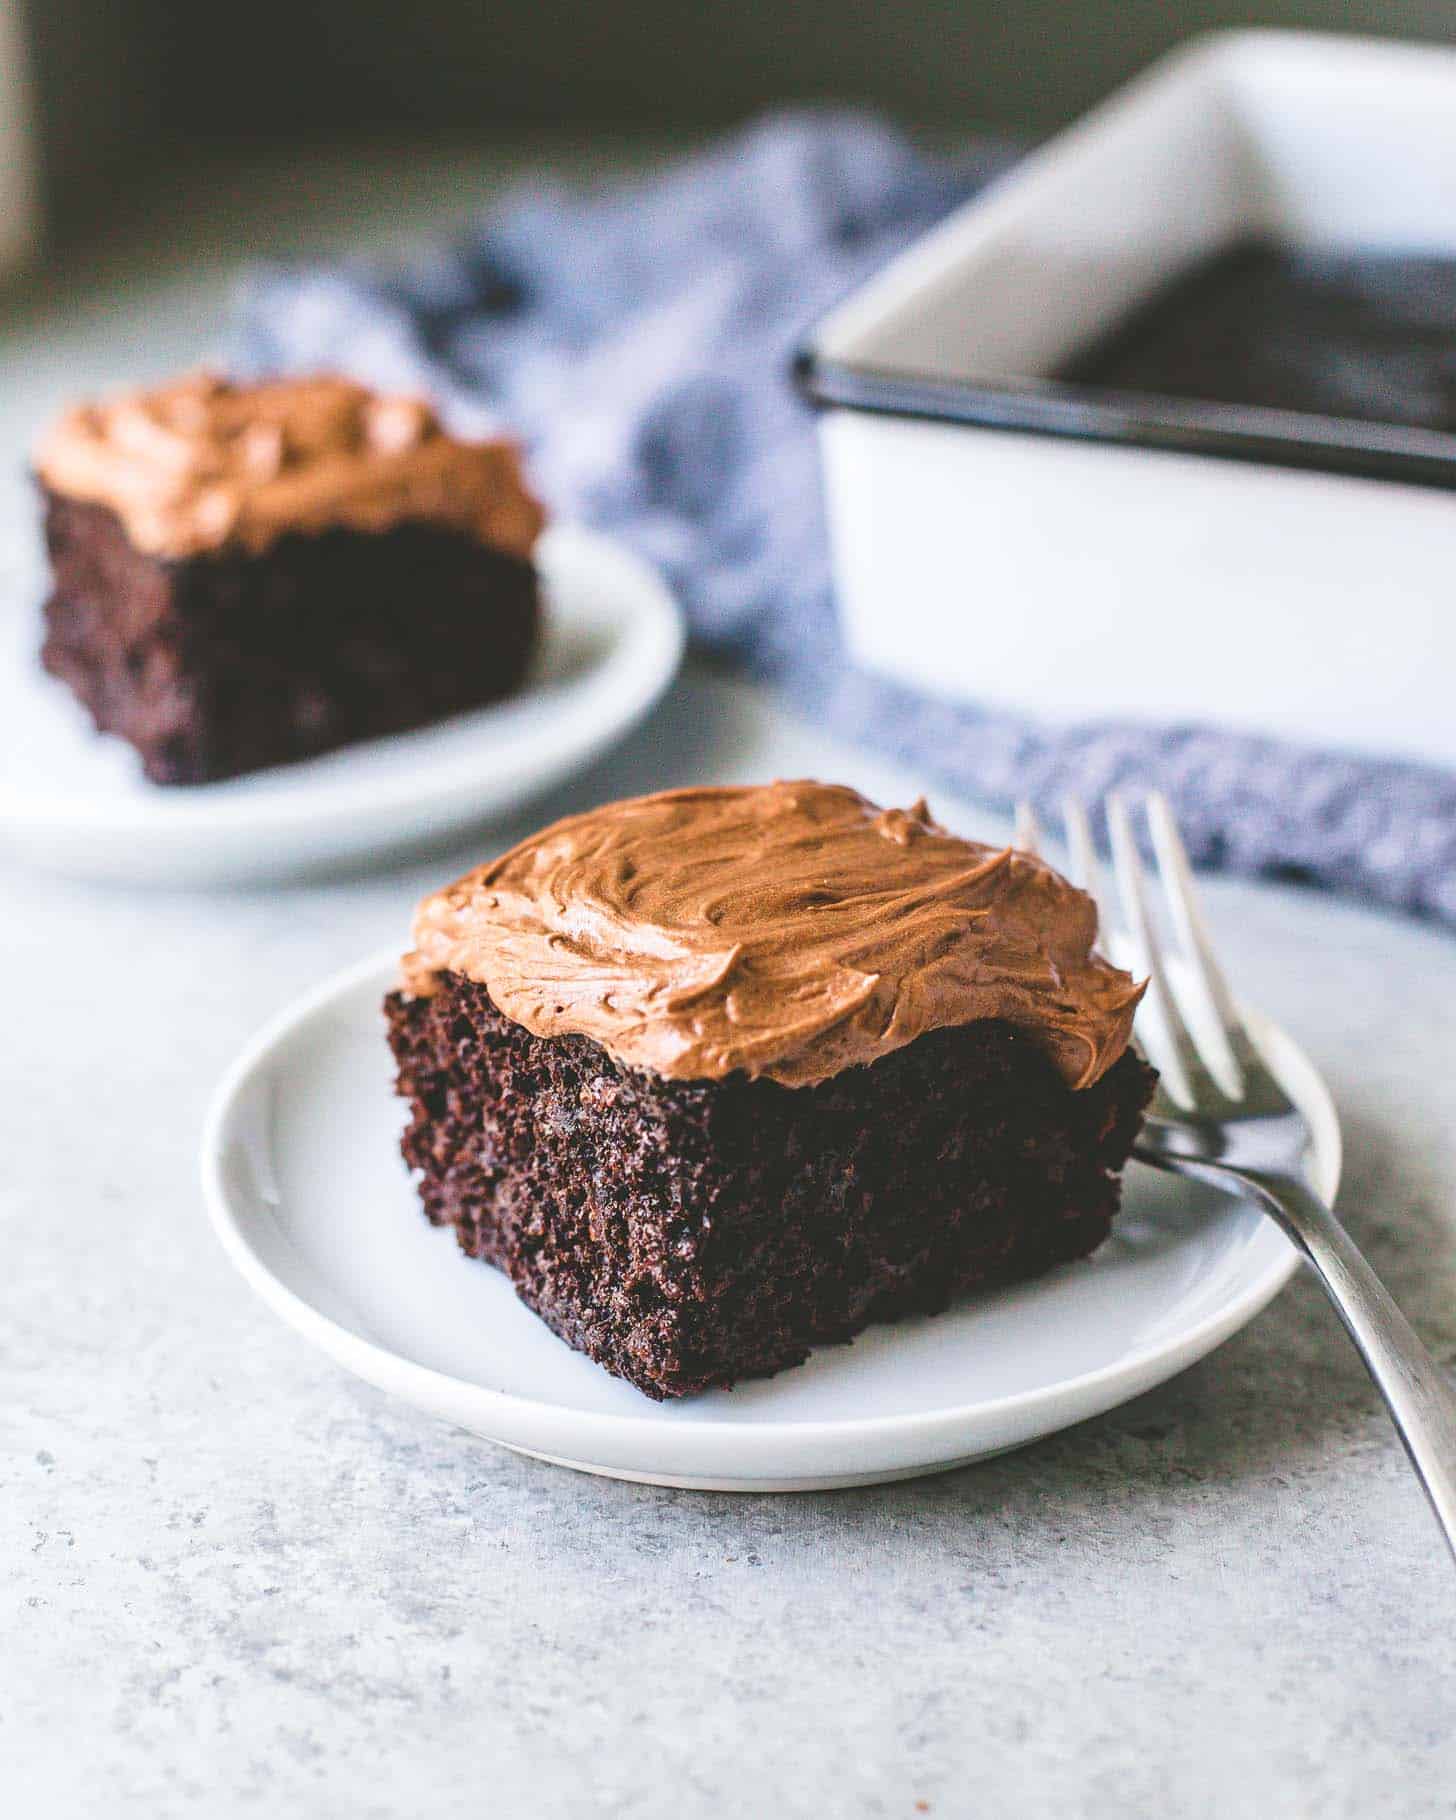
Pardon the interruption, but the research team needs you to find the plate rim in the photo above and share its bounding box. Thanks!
[201,948,1339,1476]
[0,522,685,842]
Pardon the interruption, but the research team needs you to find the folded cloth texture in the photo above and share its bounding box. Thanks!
[235,112,1456,926]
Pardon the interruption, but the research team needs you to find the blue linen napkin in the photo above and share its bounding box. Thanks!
[235,113,1456,926]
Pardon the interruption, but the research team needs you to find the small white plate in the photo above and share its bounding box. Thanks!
[0,524,683,885]
[202,952,1341,1492]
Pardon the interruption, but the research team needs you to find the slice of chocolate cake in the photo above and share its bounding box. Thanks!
[35,372,546,784]
[385,781,1155,1400]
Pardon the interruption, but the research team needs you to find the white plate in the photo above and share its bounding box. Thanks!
[202,951,1342,1491]
[0,524,683,885]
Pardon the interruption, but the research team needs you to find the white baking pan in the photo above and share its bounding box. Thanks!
[799,31,1456,765]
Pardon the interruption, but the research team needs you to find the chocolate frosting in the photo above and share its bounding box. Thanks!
[34,371,545,560]
[402,781,1144,1091]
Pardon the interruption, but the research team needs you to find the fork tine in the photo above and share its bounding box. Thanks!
[1061,795,1100,896]
[1106,792,1227,1112]
[1014,800,1043,856]
[1061,795,1119,965]
[1145,791,1259,1093]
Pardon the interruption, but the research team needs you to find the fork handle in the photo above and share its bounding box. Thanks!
[1142,1154,1456,1560]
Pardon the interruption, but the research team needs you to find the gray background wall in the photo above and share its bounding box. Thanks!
[23,0,1456,233]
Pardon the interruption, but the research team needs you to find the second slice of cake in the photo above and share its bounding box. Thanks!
[35,372,546,784]
[386,781,1155,1399]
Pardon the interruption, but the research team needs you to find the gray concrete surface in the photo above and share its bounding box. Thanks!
[4,150,1455,1819]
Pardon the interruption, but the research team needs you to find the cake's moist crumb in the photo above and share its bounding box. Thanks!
[39,489,539,785]
[385,974,1157,1400]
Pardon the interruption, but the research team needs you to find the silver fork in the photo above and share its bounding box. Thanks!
[1017,791,1456,1559]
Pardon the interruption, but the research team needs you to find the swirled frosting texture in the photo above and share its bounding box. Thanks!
[34,371,545,560]
[402,782,1144,1091]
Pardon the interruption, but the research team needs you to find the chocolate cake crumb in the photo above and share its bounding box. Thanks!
[385,973,1157,1401]
[39,489,538,784]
